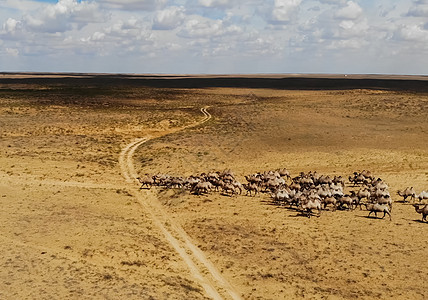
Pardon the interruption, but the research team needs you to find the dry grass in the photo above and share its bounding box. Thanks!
[0,74,427,299]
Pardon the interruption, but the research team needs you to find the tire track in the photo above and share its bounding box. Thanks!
[0,172,128,190]
[119,107,242,300]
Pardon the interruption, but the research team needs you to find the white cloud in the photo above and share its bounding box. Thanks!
[318,0,345,4]
[152,6,186,30]
[198,0,234,8]
[178,15,242,38]
[269,0,302,24]
[335,1,363,20]
[91,31,105,41]
[336,19,369,38]
[0,0,45,13]
[22,0,108,33]
[393,23,428,42]
[6,47,19,56]
[407,2,428,17]
[3,18,21,33]
[0,0,427,74]
[326,38,367,50]
[99,0,167,11]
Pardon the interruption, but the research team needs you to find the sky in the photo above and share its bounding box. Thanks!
[0,0,427,74]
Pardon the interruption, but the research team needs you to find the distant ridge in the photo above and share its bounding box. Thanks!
[1,72,427,92]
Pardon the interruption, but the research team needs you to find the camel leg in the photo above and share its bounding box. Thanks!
[384,211,392,221]
[381,211,391,220]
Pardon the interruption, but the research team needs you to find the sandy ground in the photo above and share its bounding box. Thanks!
[0,74,427,299]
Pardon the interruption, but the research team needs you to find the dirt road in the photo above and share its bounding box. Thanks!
[119,107,241,300]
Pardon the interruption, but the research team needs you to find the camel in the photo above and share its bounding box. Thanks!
[167,177,185,189]
[349,173,366,186]
[316,186,332,198]
[207,171,220,180]
[349,188,370,209]
[221,182,237,196]
[322,196,337,211]
[299,177,314,187]
[191,181,212,195]
[244,175,262,186]
[300,198,321,218]
[333,175,345,187]
[357,187,371,201]
[271,189,290,204]
[185,176,201,189]
[243,183,259,196]
[220,169,236,182]
[230,181,243,194]
[137,176,154,189]
[374,180,389,191]
[363,203,392,220]
[397,187,416,202]
[318,175,333,185]
[152,174,170,186]
[277,168,291,180]
[361,170,374,180]
[337,195,354,210]
[413,204,428,222]
[372,188,391,202]
[330,182,344,192]
[207,178,223,192]
[375,195,393,212]
[261,178,282,192]
[349,191,363,210]
[417,191,428,202]
[331,188,344,198]
[289,182,301,191]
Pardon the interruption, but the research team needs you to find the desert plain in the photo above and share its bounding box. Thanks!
[0,73,427,299]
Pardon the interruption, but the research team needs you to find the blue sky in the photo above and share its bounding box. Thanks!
[1,0,428,74]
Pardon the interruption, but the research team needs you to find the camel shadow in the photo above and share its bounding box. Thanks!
[356,214,391,220]
[220,192,235,197]
[139,187,151,190]
[260,199,281,206]
[412,219,427,224]
[191,192,209,196]
[395,200,412,204]
[261,200,300,211]
[291,211,321,218]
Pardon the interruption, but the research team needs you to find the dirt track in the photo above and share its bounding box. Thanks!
[119,107,241,300]
[0,74,427,299]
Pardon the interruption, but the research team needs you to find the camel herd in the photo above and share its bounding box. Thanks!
[137,169,428,221]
